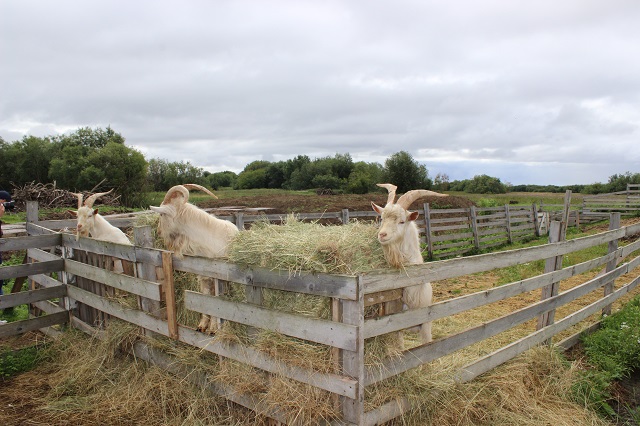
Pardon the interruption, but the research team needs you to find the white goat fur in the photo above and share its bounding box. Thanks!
[150,184,239,333]
[371,183,448,344]
[71,190,132,274]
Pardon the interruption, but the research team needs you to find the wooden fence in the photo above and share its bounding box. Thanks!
[583,183,640,215]
[2,201,640,424]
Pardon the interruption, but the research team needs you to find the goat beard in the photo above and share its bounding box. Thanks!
[381,244,408,269]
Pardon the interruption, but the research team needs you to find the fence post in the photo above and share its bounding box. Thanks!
[161,251,179,340]
[537,220,564,333]
[134,226,164,337]
[603,212,621,316]
[531,203,540,237]
[504,204,512,243]
[235,212,245,230]
[469,206,480,249]
[341,208,350,225]
[25,201,41,317]
[561,190,572,234]
[339,277,364,424]
[423,203,433,258]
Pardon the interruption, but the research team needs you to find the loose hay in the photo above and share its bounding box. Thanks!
[124,212,614,424]
[227,215,387,275]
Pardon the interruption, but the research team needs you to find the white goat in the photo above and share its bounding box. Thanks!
[70,189,132,274]
[150,184,239,334]
[371,183,448,344]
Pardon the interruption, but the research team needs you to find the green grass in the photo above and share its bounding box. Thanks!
[572,296,640,420]
[1,251,30,323]
[448,191,585,207]
[0,345,43,378]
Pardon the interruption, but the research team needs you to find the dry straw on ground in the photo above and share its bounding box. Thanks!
[105,212,616,424]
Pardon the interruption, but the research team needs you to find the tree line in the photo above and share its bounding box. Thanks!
[0,126,637,207]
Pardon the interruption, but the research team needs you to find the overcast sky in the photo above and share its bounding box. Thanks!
[1,1,639,186]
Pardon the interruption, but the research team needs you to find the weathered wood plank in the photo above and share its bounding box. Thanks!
[178,326,358,398]
[173,256,357,300]
[363,398,412,426]
[0,285,66,310]
[66,285,169,336]
[184,290,357,350]
[30,273,63,289]
[364,289,403,308]
[64,258,162,301]
[431,224,472,233]
[161,251,179,340]
[61,233,138,262]
[0,311,68,338]
[339,276,365,424]
[361,227,627,294]
[32,299,67,315]
[0,259,64,281]
[27,248,61,262]
[0,234,61,251]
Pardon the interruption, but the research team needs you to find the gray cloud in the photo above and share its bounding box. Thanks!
[1,0,639,185]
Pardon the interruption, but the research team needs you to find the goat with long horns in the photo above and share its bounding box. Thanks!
[70,189,132,245]
[371,183,448,344]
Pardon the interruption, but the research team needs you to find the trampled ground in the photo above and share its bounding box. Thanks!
[199,192,475,214]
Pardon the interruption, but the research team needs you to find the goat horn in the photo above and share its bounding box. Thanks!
[84,189,114,208]
[396,189,448,210]
[182,184,219,199]
[376,183,397,206]
[161,185,188,205]
[71,192,84,209]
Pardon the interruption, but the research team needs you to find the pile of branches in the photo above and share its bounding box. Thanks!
[10,182,122,210]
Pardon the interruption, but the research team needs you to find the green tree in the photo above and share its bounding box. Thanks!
[606,172,640,193]
[346,162,384,194]
[382,151,431,193]
[208,171,237,189]
[235,161,270,189]
[311,174,342,189]
[465,174,507,194]
[49,127,127,189]
[235,168,267,189]
[0,136,54,187]
[146,159,207,191]
[433,173,451,191]
[85,142,148,206]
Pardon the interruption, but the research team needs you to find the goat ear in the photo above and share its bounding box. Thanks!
[371,202,384,215]
[408,211,420,221]
[93,208,99,215]
[150,205,169,215]
[69,210,77,217]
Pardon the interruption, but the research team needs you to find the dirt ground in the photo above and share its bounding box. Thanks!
[199,192,475,215]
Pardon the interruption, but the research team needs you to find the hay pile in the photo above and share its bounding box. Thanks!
[12,326,609,426]
[227,215,387,275]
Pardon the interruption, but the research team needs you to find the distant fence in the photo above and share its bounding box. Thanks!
[583,183,640,215]
[2,202,640,425]
[218,203,541,259]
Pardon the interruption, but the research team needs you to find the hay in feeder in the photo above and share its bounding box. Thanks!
[227,215,387,275]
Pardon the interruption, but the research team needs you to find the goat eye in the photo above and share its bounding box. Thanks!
[399,221,405,225]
